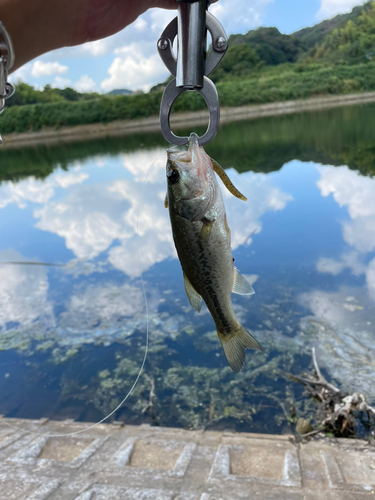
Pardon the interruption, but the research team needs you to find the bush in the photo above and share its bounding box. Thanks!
[2,63,375,134]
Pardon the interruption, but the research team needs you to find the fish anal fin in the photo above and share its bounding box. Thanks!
[183,272,202,312]
[210,157,247,202]
[232,267,255,295]
[199,219,214,242]
[218,323,262,372]
[164,194,168,208]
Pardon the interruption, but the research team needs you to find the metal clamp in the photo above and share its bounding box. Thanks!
[158,2,227,146]
[160,76,219,146]
[0,21,15,146]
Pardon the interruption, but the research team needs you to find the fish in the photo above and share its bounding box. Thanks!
[165,133,262,372]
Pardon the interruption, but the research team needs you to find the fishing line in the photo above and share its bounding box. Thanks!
[0,152,164,438]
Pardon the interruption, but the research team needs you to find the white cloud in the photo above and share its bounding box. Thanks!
[149,8,176,33]
[317,165,375,253]
[74,75,97,93]
[210,0,274,34]
[0,250,54,329]
[317,0,364,19]
[52,76,72,89]
[36,9,171,64]
[101,43,168,92]
[82,39,110,57]
[134,17,148,31]
[8,63,33,83]
[31,60,68,78]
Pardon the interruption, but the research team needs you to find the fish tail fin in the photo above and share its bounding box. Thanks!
[218,323,262,373]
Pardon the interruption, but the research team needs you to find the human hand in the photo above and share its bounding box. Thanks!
[0,0,215,72]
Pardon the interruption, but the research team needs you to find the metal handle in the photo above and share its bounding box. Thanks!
[157,5,228,146]
[176,0,206,89]
[0,21,15,146]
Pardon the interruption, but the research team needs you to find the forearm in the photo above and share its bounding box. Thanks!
[0,0,80,71]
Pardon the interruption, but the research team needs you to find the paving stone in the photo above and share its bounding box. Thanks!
[0,418,374,499]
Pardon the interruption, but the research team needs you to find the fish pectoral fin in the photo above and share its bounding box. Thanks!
[183,272,202,313]
[218,324,262,373]
[164,194,168,208]
[199,219,214,241]
[210,157,247,202]
[232,267,255,295]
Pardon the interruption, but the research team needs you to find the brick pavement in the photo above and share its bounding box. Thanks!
[0,417,374,499]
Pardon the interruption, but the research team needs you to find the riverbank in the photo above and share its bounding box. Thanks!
[2,91,375,149]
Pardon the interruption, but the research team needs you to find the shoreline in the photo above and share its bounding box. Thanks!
[2,91,375,149]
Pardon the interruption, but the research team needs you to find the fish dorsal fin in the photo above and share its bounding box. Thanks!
[183,272,202,312]
[210,158,247,202]
[232,268,255,295]
[164,194,168,208]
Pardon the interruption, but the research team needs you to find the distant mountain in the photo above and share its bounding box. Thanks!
[107,89,133,96]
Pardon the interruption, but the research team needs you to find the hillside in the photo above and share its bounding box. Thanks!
[211,2,370,82]
[293,3,366,49]
[304,1,375,64]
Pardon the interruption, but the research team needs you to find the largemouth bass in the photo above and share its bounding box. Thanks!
[166,133,262,372]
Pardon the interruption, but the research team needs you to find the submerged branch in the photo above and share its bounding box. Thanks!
[283,348,375,438]
[141,375,157,421]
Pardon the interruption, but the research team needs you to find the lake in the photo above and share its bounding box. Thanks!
[0,103,375,435]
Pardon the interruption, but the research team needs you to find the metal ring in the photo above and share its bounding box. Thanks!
[0,22,15,71]
[0,82,15,100]
[160,76,219,146]
[157,12,227,78]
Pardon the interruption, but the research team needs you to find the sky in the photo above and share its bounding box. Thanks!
[9,0,365,94]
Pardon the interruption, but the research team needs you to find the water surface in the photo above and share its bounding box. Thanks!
[1,103,375,434]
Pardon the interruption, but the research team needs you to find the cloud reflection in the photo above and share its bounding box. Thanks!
[0,250,54,330]
[0,170,88,210]
[316,165,375,296]
[317,165,375,251]
[32,150,293,278]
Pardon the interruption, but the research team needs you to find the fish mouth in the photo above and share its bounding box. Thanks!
[188,132,200,151]
[167,133,200,163]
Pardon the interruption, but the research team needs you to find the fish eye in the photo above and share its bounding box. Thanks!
[167,169,180,185]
